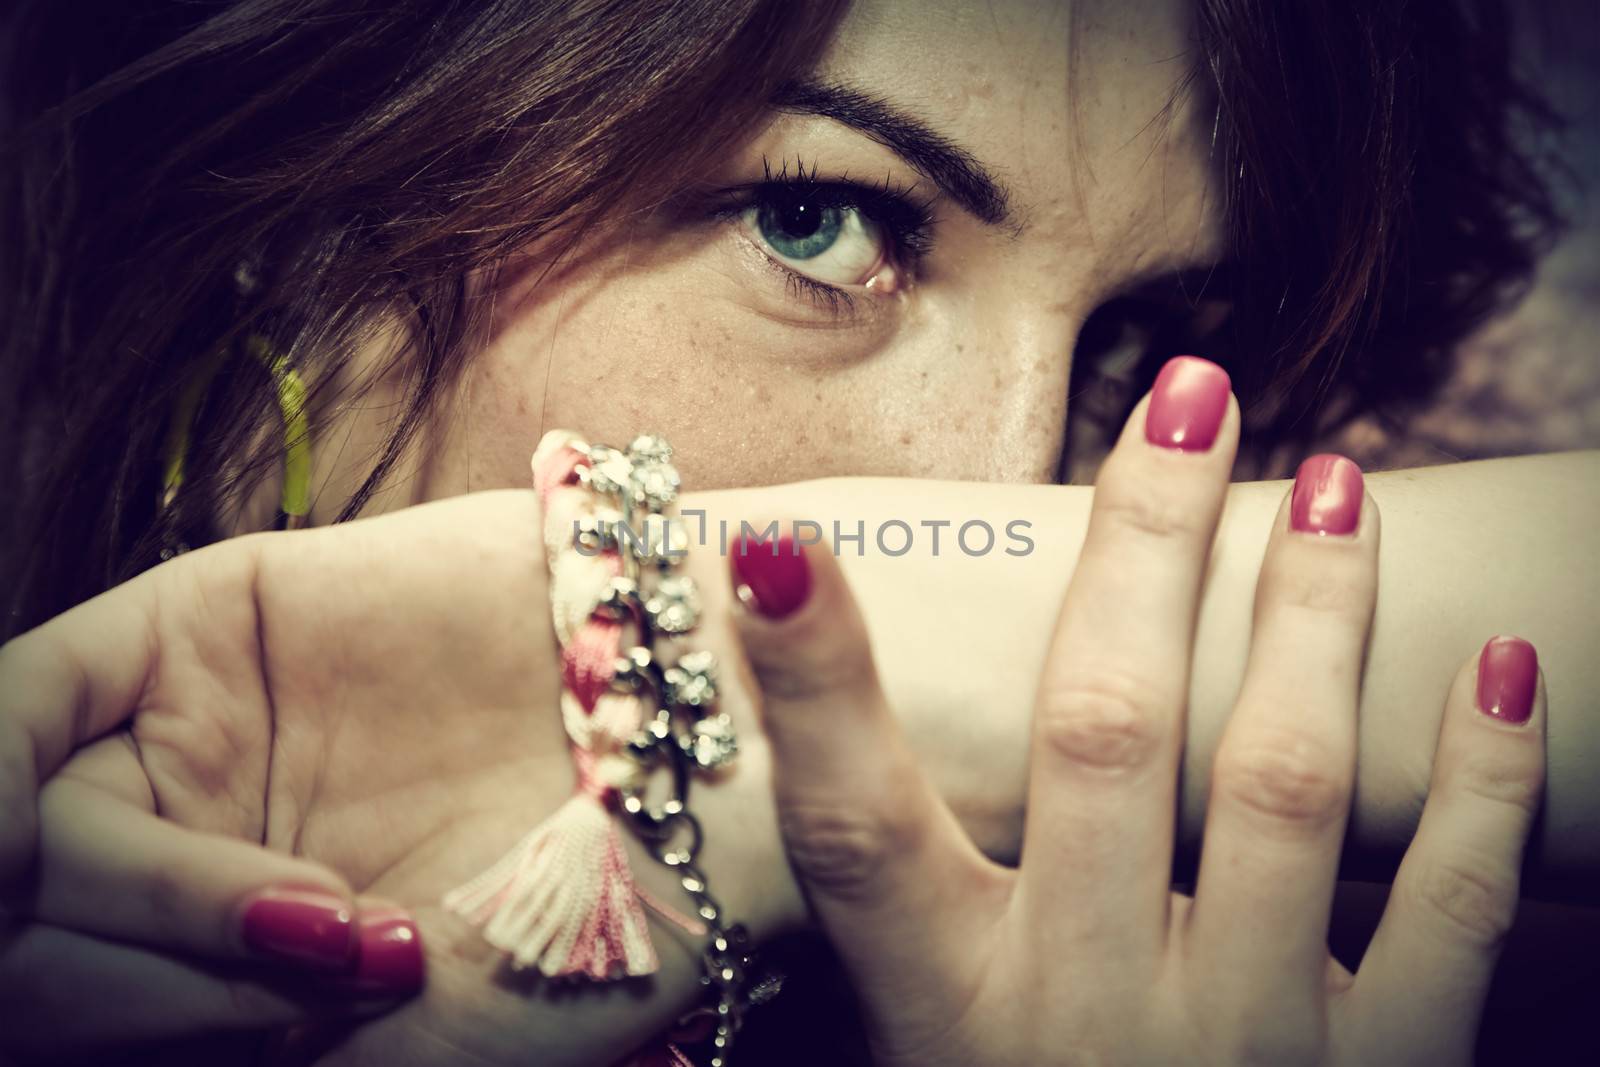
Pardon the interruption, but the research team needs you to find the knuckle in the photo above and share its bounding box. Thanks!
[1214,730,1351,830]
[759,642,876,704]
[1035,675,1169,774]
[1263,565,1371,623]
[1452,752,1545,819]
[1412,858,1519,949]
[223,975,291,1026]
[0,632,70,718]
[1094,480,1206,544]
[139,860,193,947]
[778,797,914,903]
[753,602,879,705]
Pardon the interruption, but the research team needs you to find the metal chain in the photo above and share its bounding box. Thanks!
[578,435,758,1066]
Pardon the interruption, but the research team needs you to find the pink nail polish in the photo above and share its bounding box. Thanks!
[239,887,357,970]
[1290,454,1364,536]
[1477,636,1537,724]
[731,534,812,619]
[1144,356,1231,452]
[325,907,426,996]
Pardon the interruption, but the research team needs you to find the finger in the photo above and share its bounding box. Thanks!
[730,522,1004,1026]
[0,540,256,883]
[0,917,418,1057]
[1187,457,1375,1014]
[31,738,424,996]
[1348,636,1545,1063]
[1021,356,1237,950]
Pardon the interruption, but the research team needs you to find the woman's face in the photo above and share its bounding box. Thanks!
[318,0,1224,518]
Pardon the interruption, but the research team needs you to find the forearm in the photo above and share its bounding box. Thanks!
[276,454,1595,1063]
[688,451,1600,894]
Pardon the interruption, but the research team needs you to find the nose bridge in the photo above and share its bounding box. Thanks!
[958,291,1082,484]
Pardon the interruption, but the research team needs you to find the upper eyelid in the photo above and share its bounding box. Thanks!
[695,169,936,321]
[718,179,938,261]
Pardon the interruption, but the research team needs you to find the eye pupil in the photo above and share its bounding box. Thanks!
[779,199,821,239]
[756,194,842,261]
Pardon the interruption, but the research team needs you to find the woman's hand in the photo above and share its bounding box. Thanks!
[0,490,791,1065]
[735,358,1547,1065]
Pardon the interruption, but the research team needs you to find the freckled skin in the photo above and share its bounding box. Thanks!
[308,0,1223,519]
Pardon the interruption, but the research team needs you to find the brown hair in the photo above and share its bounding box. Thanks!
[0,0,847,638]
[1069,0,1564,479]
[1198,0,1564,463]
[1,0,1564,638]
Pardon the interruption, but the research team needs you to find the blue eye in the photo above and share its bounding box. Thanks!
[755,199,844,260]
[743,190,890,289]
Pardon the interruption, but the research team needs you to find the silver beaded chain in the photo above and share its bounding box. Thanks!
[574,434,762,1066]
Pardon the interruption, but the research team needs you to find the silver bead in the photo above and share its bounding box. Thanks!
[580,446,633,496]
[683,712,739,771]
[629,458,680,511]
[629,513,687,564]
[644,574,700,634]
[664,650,718,708]
[627,434,674,464]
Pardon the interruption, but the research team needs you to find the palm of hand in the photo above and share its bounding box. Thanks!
[76,492,678,1065]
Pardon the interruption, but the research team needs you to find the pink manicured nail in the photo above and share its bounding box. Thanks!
[1477,636,1538,724]
[324,907,426,996]
[1290,454,1364,536]
[731,534,812,619]
[1144,356,1231,452]
[239,887,357,970]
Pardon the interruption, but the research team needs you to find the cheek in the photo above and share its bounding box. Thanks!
[439,260,1075,496]
[459,287,896,491]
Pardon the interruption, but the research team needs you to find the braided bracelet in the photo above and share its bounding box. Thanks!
[443,431,756,1066]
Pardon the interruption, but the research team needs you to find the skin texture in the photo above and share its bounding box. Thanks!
[734,398,1549,1066]
[5,0,1594,1060]
[8,450,1594,1065]
[1,495,777,1066]
[288,0,1220,529]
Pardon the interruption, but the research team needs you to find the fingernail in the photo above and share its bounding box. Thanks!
[239,887,357,970]
[325,907,425,996]
[1290,454,1364,536]
[1477,635,1538,724]
[731,534,812,619]
[1144,355,1231,452]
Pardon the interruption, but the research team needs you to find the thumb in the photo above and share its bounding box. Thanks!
[728,522,999,1013]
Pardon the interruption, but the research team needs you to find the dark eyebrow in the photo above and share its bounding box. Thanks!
[772,79,1013,228]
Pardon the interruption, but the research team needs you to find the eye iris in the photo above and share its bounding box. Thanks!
[756,196,842,261]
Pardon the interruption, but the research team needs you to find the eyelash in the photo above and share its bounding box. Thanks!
[711,157,938,316]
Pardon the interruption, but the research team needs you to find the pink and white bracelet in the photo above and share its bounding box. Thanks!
[443,430,756,1066]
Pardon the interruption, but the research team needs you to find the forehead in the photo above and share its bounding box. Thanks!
[814,0,1211,256]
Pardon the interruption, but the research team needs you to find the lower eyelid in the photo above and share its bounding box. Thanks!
[720,229,902,332]
[733,221,901,301]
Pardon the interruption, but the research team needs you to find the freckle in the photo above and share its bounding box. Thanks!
[899,432,912,446]
[655,302,666,313]
[955,343,966,355]
[813,390,824,402]
[920,370,929,382]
